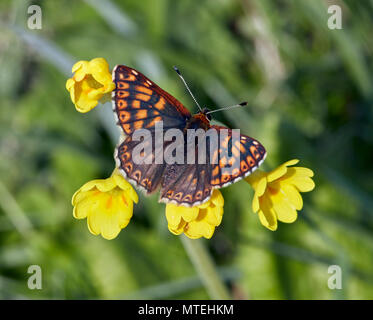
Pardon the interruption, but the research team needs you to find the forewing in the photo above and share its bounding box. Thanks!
[112,65,191,135]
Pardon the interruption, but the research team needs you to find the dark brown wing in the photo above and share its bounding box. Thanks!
[116,134,166,193]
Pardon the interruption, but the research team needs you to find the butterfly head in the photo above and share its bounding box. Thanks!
[201,107,212,121]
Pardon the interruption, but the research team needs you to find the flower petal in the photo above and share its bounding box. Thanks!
[166,204,183,227]
[66,78,75,90]
[267,159,299,183]
[258,195,278,230]
[293,167,314,177]
[89,58,113,87]
[258,211,278,231]
[186,220,215,239]
[252,176,267,213]
[73,194,97,219]
[113,173,138,203]
[282,168,315,192]
[72,60,87,73]
[210,189,224,207]
[178,206,199,222]
[280,182,303,210]
[168,220,186,235]
[271,191,298,223]
[205,207,220,226]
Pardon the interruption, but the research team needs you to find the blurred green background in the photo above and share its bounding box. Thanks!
[1,0,373,299]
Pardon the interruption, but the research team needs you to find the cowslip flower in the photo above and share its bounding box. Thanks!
[166,190,224,239]
[245,159,315,231]
[72,169,138,240]
[66,58,115,113]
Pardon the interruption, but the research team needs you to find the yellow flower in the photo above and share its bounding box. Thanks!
[245,159,315,231]
[166,190,224,239]
[72,170,138,240]
[66,58,115,113]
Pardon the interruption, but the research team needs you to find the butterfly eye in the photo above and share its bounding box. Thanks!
[206,113,212,121]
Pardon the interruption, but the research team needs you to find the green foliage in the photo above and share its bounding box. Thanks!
[0,0,372,299]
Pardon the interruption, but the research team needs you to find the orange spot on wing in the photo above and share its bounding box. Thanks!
[211,150,219,164]
[221,174,230,183]
[125,74,136,81]
[146,116,162,128]
[183,194,192,202]
[122,124,131,133]
[241,160,249,171]
[221,136,230,148]
[212,166,219,176]
[154,98,165,110]
[117,90,129,98]
[117,99,128,109]
[119,111,130,122]
[232,146,240,157]
[136,93,151,101]
[174,192,183,201]
[133,170,141,181]
[136,86,153,95]
[121,152,130,161]
[219,157,227,167]
[133,120,144,130]
[124,162,133,172]
[246,155,255,166]
[136,109,148,119]
[132,100,141,108]
[117,82,129,89]
[250,145,260,159]
[239,143,246,153]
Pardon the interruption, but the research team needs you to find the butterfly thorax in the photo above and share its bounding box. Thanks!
[184,112,211,132]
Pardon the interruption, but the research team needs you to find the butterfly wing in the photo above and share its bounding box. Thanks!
[159,125,266,206]
[116,134,166,193]
[113,65,191,193]
[113,65,266,206]
[160,162,213,206]
[209,125,266,188]
[112,65,191,134]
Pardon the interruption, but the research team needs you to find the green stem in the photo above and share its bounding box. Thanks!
[180,235,230,300]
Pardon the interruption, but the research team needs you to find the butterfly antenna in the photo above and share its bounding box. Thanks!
[173,66,202,112]
[206,102,248,114]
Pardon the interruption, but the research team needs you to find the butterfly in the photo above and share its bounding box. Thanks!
[112,65,266,207]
